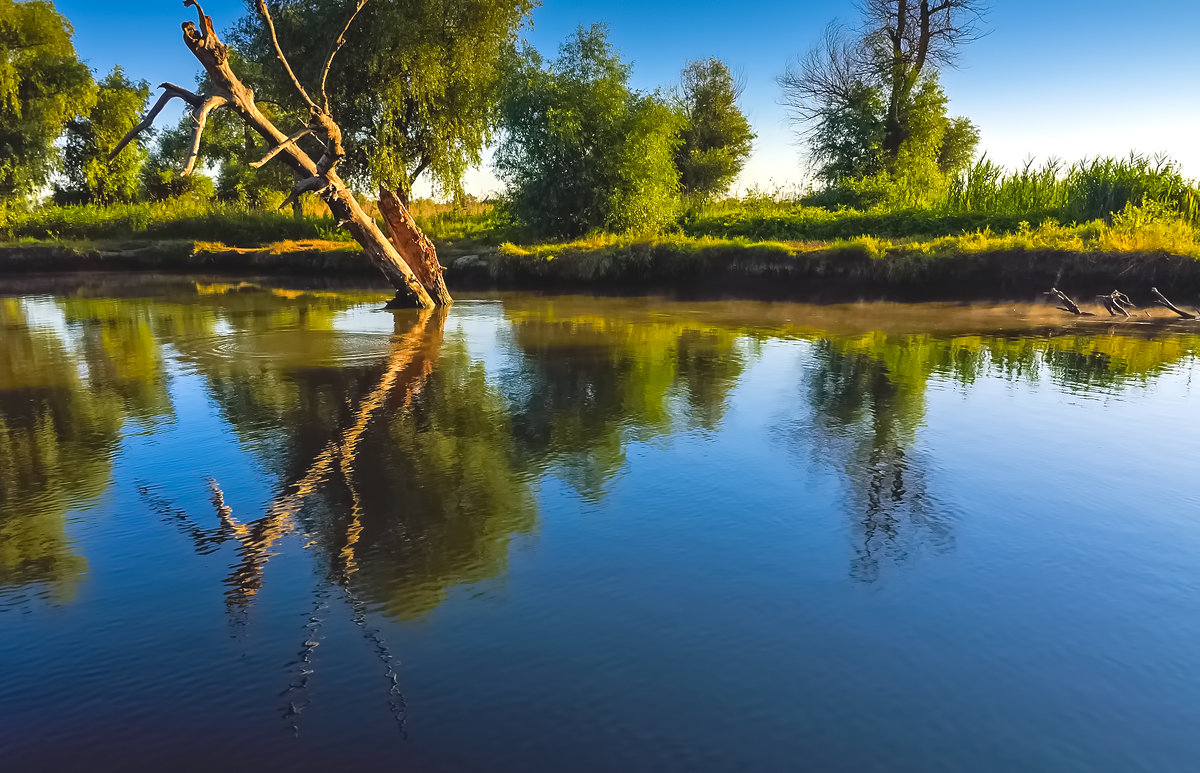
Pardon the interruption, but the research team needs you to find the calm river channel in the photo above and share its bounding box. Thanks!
[2,276,1199,771]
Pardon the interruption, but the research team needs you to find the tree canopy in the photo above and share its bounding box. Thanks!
[0,0,93,200]
[147,54,296,208]
[57,66,150,204]
[230,0,537,201]
[674,58,755,200]
[495,25,683,237]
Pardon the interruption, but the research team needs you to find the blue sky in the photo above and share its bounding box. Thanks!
[58,0,1200,198]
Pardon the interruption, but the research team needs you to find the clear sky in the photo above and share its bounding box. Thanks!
[57,0,1200,199]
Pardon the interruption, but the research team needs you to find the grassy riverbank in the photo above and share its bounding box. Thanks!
[5,179,1200,302]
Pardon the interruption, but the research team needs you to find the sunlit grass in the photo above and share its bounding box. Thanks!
[5,152,1199,266]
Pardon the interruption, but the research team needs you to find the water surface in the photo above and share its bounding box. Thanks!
[2,278,1199,771]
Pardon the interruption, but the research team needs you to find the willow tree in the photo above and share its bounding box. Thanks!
[111,0,450,308]
[0,0,94,200]
[231,0,536,204]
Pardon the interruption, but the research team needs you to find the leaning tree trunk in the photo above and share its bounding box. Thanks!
[112,1,450,309]
[378,186,451,305]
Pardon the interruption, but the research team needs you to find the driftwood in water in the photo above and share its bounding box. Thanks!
[1048,287,1094,316]
[1097,290,1136,318]
[1150,287,1197,319]
[109,0,450,308]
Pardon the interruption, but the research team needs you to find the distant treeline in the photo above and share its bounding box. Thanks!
[2,0,1197,251]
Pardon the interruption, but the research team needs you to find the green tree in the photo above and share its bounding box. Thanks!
[496,25,684,237]
[937,115,981,176]
[230,0,537,202]
[884,74,979,203]
[674,58,755,200]
[56,66,150,204]
[0,0,94,200]
[139,153,216,202]
[779,16,981,188]
[860,0,986,161]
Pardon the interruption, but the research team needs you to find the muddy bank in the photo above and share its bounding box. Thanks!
[457,244,1200,303]
[0,241,371,276]
[3,240,1200,304]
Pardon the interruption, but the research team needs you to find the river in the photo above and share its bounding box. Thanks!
[2,276,1199,771]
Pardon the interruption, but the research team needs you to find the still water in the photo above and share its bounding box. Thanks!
[2,277,1199,771]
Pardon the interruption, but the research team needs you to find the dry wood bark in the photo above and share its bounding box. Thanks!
[1096,290,1136,318]
[1048,287,1093,316]
[111,1,450,308]
[378,187,452,306]
[1150,287,1197,319]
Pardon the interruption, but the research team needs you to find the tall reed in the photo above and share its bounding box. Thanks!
[944,153,1198,225]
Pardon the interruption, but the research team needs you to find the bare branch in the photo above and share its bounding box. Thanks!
[778,22,870,127]
[250,126,314,168]
[279,175,331,212]
[319,0,370,112]
[1047,287,1094,316]
[1151,287,1197,319]
[1097,290,1135,317]
[254,0,319,113]
[182,95,229,175]
[108,82,204,161]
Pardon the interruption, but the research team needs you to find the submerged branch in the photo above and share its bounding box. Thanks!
[1048,287,1093,316]
[1150,287,1197,319]
[1097,290,1136,318]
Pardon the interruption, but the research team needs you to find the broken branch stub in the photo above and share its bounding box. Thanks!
[378,186,452,306]
[182,95,229,175]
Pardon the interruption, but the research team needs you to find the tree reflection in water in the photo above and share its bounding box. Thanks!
[804,335,952,583]
[1,300,112,601]
[799,326,1200,582]
[503,305,746,500]
[4,282,1200,737]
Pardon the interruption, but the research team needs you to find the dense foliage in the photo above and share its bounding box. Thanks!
[4,0,1199,275]
[56,67,150,204]
[0,0,93,200]
[674,58,755,200]
[231,0,537,201]
[495,25,684,237]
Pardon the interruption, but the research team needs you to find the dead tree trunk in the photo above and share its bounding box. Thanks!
[111,1,450,309]
[378,187,452,306]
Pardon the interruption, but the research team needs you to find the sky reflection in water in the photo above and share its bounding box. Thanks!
[2,279,1199,771]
